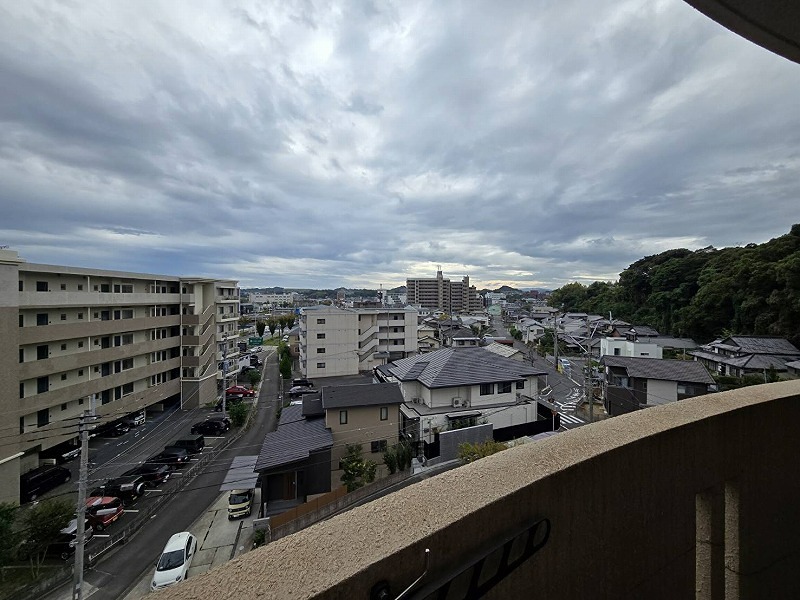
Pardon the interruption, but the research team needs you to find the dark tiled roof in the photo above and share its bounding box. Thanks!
[601,356,714,384]
[725,336,800,355]
[321,383,403,409]
[302,396,324,417]
[386,347,545,388]
[690,350,796,370]
[627,325,660,337]
[255,411,333,471]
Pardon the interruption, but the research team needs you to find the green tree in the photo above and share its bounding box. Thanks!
[228,402,249,427]
[256,320,266,337]
[383,441,413,474]
[246,369,261,387]
[0,502,19,580]
[279,354,292,380]
[267,318,278,337]
[340,444,377,492]
[458,440,507,464]
[20,498,73,577]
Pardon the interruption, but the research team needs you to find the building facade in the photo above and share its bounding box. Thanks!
[0,249,238,505]
[299,305,418,378]
[406,270,483,313]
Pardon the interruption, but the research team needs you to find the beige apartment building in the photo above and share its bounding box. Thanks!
[299,305,418,378]
[406,269,483,313]
[0,249,239,505]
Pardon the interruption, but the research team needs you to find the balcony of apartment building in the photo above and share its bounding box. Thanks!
[162,380,800,599]
[18,289,184,308]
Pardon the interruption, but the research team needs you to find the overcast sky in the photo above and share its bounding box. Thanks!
[1,1,798,291]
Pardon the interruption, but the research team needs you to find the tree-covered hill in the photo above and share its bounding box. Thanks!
[549,224,800,346]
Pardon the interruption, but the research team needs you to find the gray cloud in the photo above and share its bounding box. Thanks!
[1,0,799,291]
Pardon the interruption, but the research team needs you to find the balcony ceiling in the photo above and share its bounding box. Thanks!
[684,0,800,64]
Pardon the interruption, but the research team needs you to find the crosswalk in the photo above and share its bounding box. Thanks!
[553,387,586,427]
[558,412,585,426]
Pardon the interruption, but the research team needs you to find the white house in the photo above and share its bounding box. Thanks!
[376,347,547,445]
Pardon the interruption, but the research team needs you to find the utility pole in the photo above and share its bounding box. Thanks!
[72,397,96,600]
[586,316,593,423]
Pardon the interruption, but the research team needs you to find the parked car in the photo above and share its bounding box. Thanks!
[227,488,254,520]
[225,385,256,397]
[251,346,263,353]
[191,419,228,435]
[167,435,205,454]
[287,386,318,397]
[92,421,129,438]
[122,411,146,427]
[124,463,171,485]
[146,447,190,469]
[20,464,72,503]
[151,531,198,591]
[84,496,124,531]
[292,378,313,388]
[90,475,146,505]
[17,518,94,561]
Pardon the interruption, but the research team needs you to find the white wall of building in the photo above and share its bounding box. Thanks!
[646,379,677,406]
[600,338,663,359]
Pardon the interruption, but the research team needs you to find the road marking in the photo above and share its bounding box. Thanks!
[93,534,111,538]
[125,509,140,513]
[145,489,162,493]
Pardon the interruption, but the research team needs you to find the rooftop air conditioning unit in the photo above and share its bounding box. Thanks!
[452,397,463,408]
[462,399,471,408]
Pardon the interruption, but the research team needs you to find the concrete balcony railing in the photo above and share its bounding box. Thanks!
[159,380,800,600]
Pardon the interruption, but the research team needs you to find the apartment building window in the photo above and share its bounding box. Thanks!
[380,407,388,421]
[37,409,49,428]
[498,382,512,394]
[371,440,388,453]
[77,284,83,290]
[19,349,23,363]
[317,362,326,369]
[18,280,23,291]
[339,410,348,425]
[122,382,134,395]
[19,315,23,327]
[60,313,66,321]
[614,348,621,356]
[316,333,326,339]
[317,318,326,324]
[61,403,67,411]
[61,343,67,350]
[100,283,110,292]
[78,312,83,319]
[36,281,48,292]
[480,383,494,396]
[37,376,49,394]
[78,369,84,376]
[516,381,525,390]
[61,374,67,381]
[60,283,66,290]
[317,348,326,354]
[19,383,24,399]
[36,313,48,326]
[78,341,84,348]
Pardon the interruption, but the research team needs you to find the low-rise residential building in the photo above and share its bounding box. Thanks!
[600,334,663,359]
[600,356,715,416]
[0,249,238,505]
[299,305,418,378]
[376,347,548,452]
[690,336,800,377]
[322,383,404,487]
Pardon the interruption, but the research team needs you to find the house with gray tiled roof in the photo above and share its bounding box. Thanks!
[690,336,800,377]
[600,356,715,417]
[375,347,549,450]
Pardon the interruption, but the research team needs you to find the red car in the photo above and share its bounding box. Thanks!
[85,496,124,531]
[225,385,255,398]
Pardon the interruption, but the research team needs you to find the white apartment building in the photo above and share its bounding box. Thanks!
[250,292,295,308]
[600,336,663,359]
[299,305,418,378]
[0,249,239,505]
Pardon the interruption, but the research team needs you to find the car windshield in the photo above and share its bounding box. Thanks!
[157,549,185,571]
[229,493,250,504]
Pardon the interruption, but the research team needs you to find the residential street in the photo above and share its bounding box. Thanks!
[46,347,280,600]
